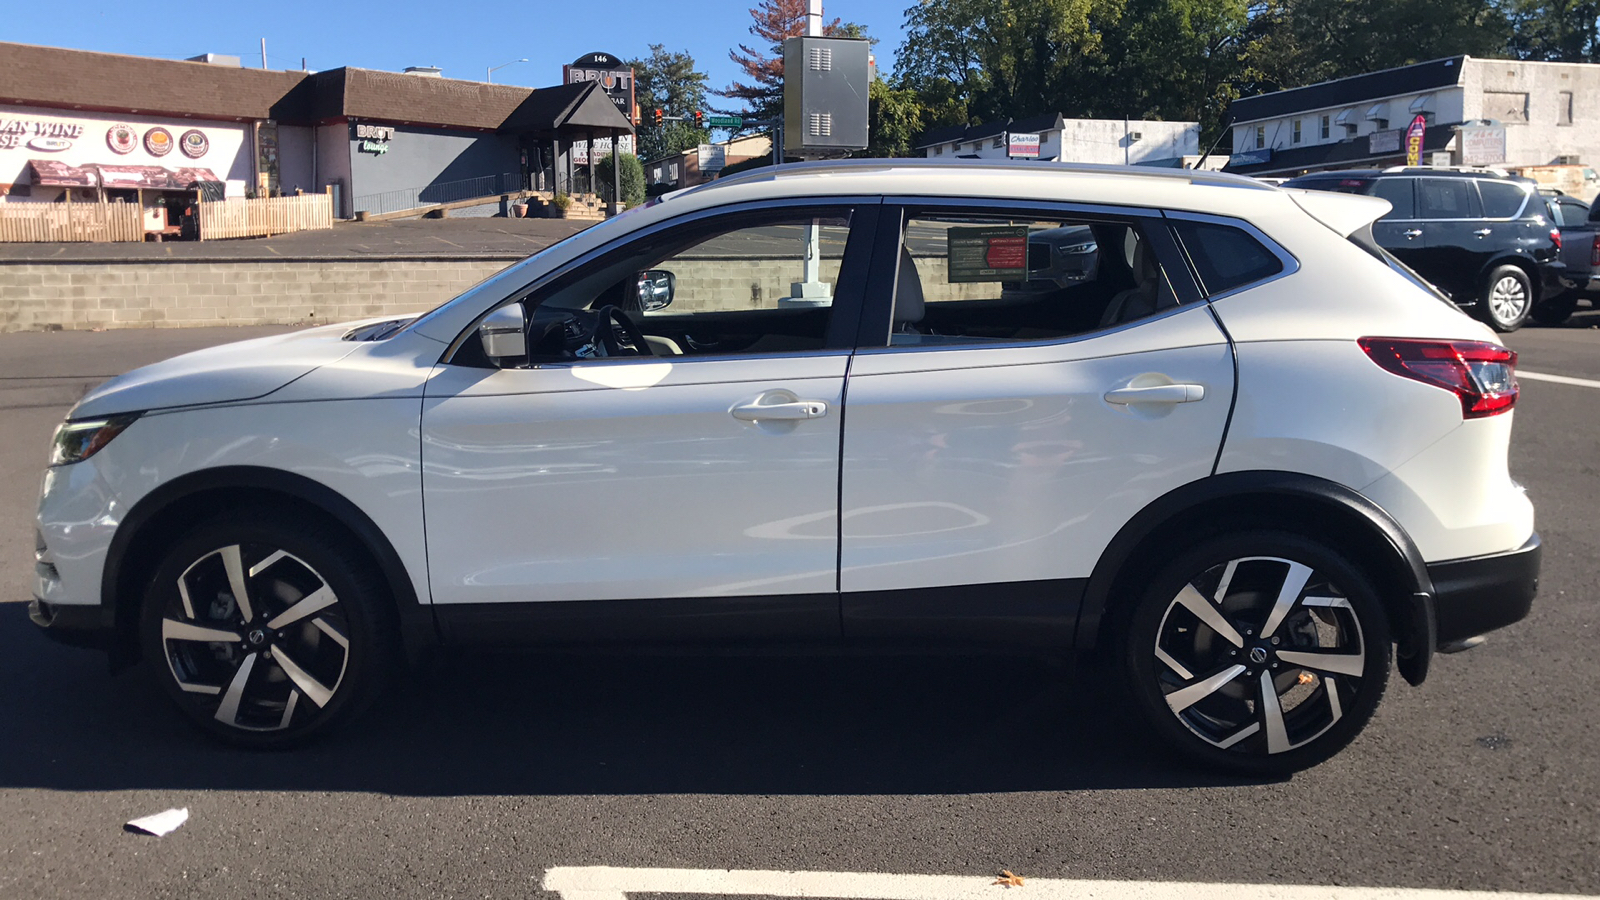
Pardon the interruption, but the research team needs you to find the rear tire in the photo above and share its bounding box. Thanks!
[1120,531,1391,775]
[1530,292,1578,327]
[1477,265,1533,332]
[139,507,397,748]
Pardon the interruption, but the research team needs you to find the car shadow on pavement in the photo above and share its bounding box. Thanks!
[0,603,1275,795]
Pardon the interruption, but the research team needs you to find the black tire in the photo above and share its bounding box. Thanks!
[1530,292,1579,327]
[139,507,397,748]
[1120,531,1391,775]
[1476,264,1533,332]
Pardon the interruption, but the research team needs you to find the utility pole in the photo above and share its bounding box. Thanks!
[791,0,825,303]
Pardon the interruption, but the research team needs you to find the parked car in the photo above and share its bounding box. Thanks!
[1000,224,1099,300]
[1533,189,1597,326]
[1282,168,1564,332]
[32,160,1539,774]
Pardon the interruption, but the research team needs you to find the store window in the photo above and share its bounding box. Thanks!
[1320,115,1330,140]
[1256,125,1266,149]
[1293,120,1302,144]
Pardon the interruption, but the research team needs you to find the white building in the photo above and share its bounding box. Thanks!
[915,115,1200,167]
[1226,56,1600,178]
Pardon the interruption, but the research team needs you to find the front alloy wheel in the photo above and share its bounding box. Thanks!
[1124,532,1391,774]
[142,510,392,747]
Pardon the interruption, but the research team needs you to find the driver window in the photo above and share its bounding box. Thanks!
[461,209,856,368]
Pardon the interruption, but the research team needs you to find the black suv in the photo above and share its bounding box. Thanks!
[1282,168,1564,331]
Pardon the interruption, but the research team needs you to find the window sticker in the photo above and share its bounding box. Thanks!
[947,225,1029,283]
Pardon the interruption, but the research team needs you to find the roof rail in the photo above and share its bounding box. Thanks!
[709,157,1275,191]
[1379,164,1512,177]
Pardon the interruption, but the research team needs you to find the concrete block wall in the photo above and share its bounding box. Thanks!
[0,254,999,334]
[0,260,513,333]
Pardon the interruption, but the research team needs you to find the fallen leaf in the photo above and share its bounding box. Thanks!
[993,870,1025,888]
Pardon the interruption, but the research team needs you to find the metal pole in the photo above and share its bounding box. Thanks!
[260,38,267,70]
[609,129,621,216]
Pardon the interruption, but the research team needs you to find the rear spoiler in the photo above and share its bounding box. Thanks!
[1284,189,1392,237]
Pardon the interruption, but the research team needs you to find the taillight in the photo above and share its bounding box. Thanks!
[1358,338,1518,418]
[1550,227,1561,251]
[1592,234,1600,267]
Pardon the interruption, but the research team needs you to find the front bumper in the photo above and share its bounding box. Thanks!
[1426,533,1540,646]
[29,597,115,651]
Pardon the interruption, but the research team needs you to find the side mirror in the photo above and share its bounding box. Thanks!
[637,269,675,311]
[479,304,527,361]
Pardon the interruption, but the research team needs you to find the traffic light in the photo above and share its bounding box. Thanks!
[693,110,704,128]
[652,108,664,127]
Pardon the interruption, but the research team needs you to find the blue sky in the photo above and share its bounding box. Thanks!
[7,0,911,100]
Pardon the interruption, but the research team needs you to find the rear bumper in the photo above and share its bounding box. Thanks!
[29,597,115,652]
[1426,533,1540,646]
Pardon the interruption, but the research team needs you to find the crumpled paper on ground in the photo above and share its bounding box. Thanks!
[124,808,188,836]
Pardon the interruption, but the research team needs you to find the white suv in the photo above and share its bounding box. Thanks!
[31,161,1540,773]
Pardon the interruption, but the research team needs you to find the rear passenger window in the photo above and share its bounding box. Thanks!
[1172,220,1284,296]
[880,213,1183,347]
[1371,178,1415,219]
[1478,181,1529,218]
[1417,179,1477,219]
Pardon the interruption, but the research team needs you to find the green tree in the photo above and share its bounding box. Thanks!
[627,44,711,162]
[1501,0,1600,61]
[1095,0,1252,139]
[866,78,930,157]
[597,153,647,207]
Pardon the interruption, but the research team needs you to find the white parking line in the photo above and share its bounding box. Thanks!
[542,867,1593,900]
[1519,370,1600,390]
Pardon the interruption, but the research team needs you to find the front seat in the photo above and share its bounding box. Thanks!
[892,245,926,338]
[1099,238,1177,327]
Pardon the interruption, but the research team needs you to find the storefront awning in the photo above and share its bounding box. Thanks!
[27,159,99,187]
[95,164,221,190]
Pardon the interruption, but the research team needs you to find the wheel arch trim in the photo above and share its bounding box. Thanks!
[103,465,436,666]
[1075,470,1435,683]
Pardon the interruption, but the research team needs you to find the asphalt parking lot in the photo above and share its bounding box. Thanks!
[1,313,1597,899]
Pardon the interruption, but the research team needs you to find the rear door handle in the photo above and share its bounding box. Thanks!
[1472,228,1492,237]
[1104,384,1205,405]
[731,399,828,421]
[1402,229,1423,239]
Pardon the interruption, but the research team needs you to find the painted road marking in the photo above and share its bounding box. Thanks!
[542,867,1594,900]
[1519,370,1600,390]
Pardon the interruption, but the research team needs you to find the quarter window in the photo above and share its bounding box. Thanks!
[877,213,1181,347]
[1171,220,1284,296]
[1477,181,1529,219]
[1416,178,1476,219]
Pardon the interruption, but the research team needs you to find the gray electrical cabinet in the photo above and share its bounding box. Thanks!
[782,36,870,155]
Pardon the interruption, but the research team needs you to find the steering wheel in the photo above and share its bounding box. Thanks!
[592,305,653,358]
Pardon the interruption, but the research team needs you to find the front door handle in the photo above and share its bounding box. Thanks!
[1472,228,1492,237]
[1402,229,1423,239]
[1104,383,1205,405]
[731,398,828,421]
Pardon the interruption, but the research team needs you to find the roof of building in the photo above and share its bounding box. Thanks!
[1229,56,1467,125]
[0,41,634,135]
[0,40,309,122]
[915,114,1188,149]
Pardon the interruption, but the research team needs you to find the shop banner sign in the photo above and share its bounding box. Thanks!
[1368,129,1401,154]
[1007,132,1041,159]
[1459,124,1506,166]
[698,143,727,171]
[1405,115,1427,166]
[948,225,1030,283]
[564,52,637,124]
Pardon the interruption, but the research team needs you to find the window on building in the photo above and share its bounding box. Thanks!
[1256,125,1266,148]
[1559,91,1574,126]
[934,145,943,156]
[993,135,1004,149]
[1485,91,1529,124]
[1320,115,1330,140]
[1293,120,1302,144]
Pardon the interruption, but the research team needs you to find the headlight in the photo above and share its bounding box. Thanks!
[50,414,139,467]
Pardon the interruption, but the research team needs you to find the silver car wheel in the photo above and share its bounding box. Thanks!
[1489,275,1529,325]
[1152,556,1367,755]
[159,544,350,732]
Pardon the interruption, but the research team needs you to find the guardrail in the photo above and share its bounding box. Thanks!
[0,201,144,243]
[352,172,524,216]
[199,194,334,240]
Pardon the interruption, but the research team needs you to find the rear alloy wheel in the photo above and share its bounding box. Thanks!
[141,510,393,747]
[1123,532,1391,774]
[1478,265,1533,332]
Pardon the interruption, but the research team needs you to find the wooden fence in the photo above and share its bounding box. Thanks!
[199,194,333,240]
[0,202,144,243]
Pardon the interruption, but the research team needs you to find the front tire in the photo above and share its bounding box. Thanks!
[1477,265,1533,332]
[139,508,396,748]
[1121,531,1391,775]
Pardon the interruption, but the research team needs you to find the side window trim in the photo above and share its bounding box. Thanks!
[857,199,1200,352]
[440,196,885,364]
[1162,210,1301,301]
